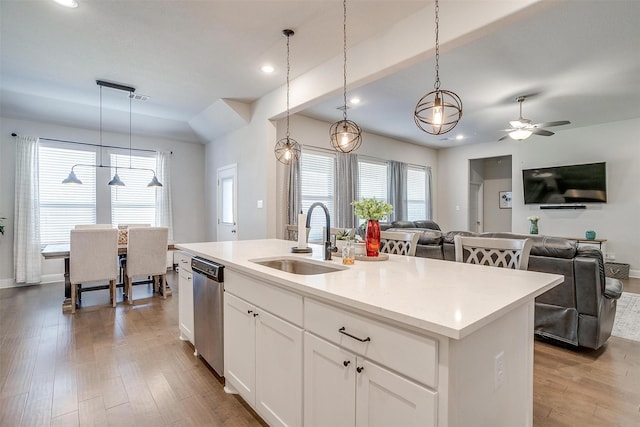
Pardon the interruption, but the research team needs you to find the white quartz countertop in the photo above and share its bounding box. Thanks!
[176,239,563,340]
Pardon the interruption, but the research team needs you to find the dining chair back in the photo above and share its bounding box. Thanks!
[69,228,119,313]
[285,224,311,242]
[380,230,420,256]
[124,227,169,304]
[75,224,113,229]
[454,235,532,270]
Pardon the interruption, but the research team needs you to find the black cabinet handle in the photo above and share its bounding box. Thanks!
[356,366,364,373]
[338,327,371,343]
[343,360,350,367]
[247,310,253,314]
[253,312,259,317]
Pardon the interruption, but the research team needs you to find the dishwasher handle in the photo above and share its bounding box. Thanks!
[191,257,224,282]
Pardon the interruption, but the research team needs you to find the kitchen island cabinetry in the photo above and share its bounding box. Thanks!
[177,239,563,427]
[224,270,303,427]
[175,251,194,344]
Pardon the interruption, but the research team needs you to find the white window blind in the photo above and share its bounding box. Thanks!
[110,153,157,227]
[357,159,389,222]
[39,146,97,244]
[300,150,335,242]
[407,166,427,221]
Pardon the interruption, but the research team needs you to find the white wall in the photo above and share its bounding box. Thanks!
[483,156,512,232]
[0,116,207,286]
[273,114,439,238]
[437,117,640,276]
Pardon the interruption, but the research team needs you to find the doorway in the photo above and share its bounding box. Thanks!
[217,164,238,241]
[468,156,512,233]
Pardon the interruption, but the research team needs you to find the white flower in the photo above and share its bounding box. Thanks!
[527,216,539,221]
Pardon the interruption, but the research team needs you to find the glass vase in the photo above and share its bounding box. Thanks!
[365,219,380,257]
[529,219,539,235]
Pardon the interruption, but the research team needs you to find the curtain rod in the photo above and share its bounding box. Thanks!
[11,133,172,155]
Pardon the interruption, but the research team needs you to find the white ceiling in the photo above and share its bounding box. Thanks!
[2,1,639,148]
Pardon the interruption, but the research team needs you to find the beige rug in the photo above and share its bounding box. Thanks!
[611,292,640,342]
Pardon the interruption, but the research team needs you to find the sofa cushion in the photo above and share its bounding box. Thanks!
[412,220,441,231]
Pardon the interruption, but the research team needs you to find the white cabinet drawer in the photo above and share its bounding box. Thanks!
[175,251,192,273]
[305,298,438,388]
[225,270,303,327]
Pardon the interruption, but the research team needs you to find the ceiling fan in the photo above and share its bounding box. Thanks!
[499,96,570,141]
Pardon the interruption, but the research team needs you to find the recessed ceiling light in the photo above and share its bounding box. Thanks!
[456,134,464,140]
[350,97,361,105]
[261,65,275,74]
[52,0,78,8]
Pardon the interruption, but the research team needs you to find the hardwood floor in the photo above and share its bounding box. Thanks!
[1,274,639,426]
[0,272,265,427]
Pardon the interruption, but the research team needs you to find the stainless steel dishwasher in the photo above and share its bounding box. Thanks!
[192,257,224,377]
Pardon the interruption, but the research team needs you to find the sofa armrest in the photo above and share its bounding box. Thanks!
[604,277,623,300]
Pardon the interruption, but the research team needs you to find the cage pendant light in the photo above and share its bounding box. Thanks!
[329,0,362,153]
[414,0,462,135]
[274,29,301,165]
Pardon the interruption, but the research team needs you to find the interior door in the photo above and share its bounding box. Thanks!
[217,164,238,241]
[469,183,484,233]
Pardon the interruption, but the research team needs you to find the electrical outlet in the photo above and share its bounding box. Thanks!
[494,351,505,390]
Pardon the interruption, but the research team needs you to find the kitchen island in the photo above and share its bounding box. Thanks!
[176,239,563,427]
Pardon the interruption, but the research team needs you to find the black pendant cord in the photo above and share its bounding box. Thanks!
[99,85,104,167]
[285,31,291,141]
[342,0,348,122]
[129,91,133,169]
[433,0,440,91]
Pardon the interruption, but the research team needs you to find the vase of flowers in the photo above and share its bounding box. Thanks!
[528,216,539,235]
[351,198,393,257]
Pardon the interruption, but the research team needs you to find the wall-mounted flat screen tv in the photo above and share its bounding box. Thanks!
[522,162,607,205]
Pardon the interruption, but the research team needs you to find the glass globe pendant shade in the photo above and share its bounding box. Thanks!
[274,137,301,164]
[329,119,362,153]
[414,89,463,135]
[62,169,82,185]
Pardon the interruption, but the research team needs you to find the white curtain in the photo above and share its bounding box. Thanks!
[14,135,41,284]
[155,151,174,242]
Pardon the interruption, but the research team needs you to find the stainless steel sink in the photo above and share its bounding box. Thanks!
[252,258,345,275]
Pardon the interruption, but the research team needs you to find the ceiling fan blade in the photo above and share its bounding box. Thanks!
[530,128,554,136]
[498,135,510,141]
[534,120,570,128]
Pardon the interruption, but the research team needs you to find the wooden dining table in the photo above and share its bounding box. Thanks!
[42,243,175,313]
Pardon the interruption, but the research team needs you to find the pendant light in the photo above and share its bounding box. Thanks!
[414,0,462,135]
[274,29,301,165]
[329,0,362,153]
[63,80,162,187]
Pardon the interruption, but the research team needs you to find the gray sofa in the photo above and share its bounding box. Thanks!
[387,222,623,349]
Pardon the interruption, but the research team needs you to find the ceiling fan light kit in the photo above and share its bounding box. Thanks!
[329,0,362,153]
[500,95,571,141]
[414,0,462,136]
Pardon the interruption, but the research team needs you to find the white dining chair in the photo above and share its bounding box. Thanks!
[380,230,420,256]
[454,235,532,270]
[123,227,169,304]
[74,224,113,229]
[69,228,119,313]
[285,224,310,242]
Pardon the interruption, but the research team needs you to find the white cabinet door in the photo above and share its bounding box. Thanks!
[304,333,356,427]
[178,268,194,343]
[224,292,256,405]
[355,359,437,427]
[255,309,303,427]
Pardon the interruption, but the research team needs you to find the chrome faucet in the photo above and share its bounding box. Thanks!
[305,202,335,260]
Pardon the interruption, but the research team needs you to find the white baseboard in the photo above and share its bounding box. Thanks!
[0,273,64,289]
[629,269,639,279]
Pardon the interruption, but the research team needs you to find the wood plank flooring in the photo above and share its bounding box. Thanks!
[1,273,639,426]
